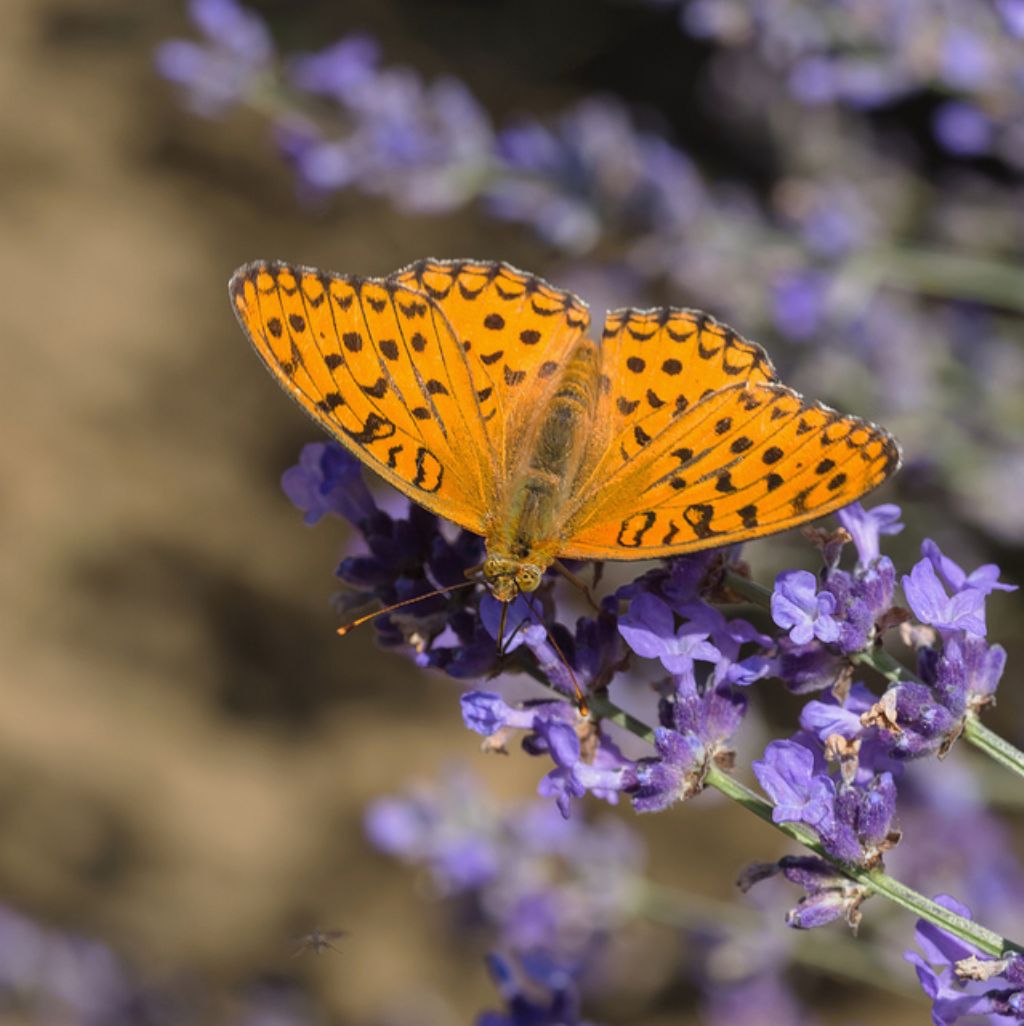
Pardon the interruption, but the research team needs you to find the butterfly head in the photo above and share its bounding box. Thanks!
[482,556,545,603]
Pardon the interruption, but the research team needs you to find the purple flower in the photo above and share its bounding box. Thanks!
[918,633,1008,716]
[364,780,499,894]
[920,539,1017,598]
[873,683,962,759]
[753,740,838,837]
[630,727,708,813]
[754,737,898,865]
[155,0,273,116]
[771,570,841,645]
[619,593,721,675]
[800,682,875,741]
[460,691,570,738]
[836,502,904,567]
[933,101,994,156]
[478,951,600,1026]
[288,36,380,103]
[776,637,847,694]
[902,560,988,637]
[631,666,747,812]
[904,895,1024,1024]
[740,856,869,931]
[771,270,828,341]
[822,556,896,654]
[534,719,636,819]
[281,441,376,526]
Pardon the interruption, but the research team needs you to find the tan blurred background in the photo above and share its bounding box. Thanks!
[1,1,1011,1022]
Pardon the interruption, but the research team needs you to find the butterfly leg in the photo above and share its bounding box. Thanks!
[552,560,601,612]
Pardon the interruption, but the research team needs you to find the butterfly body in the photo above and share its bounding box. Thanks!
[483,339,604,598]
[231,258,900,604]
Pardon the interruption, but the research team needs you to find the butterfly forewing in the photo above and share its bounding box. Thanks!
[230,261,496,532]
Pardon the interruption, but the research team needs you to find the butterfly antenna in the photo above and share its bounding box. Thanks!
[337,581,476,637]
[522,593,590,718]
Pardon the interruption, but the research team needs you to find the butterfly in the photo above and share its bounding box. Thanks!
[230,259,900,603]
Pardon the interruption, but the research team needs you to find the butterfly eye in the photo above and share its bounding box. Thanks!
[516,565,543,592]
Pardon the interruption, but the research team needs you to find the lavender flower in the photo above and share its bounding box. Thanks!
[631,667,747,812]
[534,718,636,819]
[753,739,898,867]
[618,592,721,675]
[902,559,988,637]
[155,0,273,116]
[770,571,841,646]
[905,895,1024,1024]
[836,502,904,567]
[478,951,600,1026]
[739,857,870,932]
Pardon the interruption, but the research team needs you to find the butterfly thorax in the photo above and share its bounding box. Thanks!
[482,341,602,602]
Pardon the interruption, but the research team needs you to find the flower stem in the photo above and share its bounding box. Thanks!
[584,690,1019,957]
[963,716,1024,780]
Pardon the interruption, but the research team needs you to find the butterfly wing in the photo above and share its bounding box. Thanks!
[390,260,591,474]
[561,308,900,557]
[230,260,502,532]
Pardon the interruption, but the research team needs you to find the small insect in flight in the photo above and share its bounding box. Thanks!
[292,927,347,957]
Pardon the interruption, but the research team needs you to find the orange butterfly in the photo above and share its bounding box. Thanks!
[230,259,900,602]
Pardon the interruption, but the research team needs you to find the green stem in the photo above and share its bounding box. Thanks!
[841,247,1024,313]
[963,716,1024,779]
[584,693,1016,956]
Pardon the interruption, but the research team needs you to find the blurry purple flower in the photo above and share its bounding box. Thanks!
[281,441,376,526]
[619,593,721,674]
[939,31,995,91]
[920,539,1017,598]
[789,57,838,105]
[771,570,841,645]
[479,950,599,1026]
[155,0,273,116]
[933,102,994,156]
[836,502,904,567]
[902,560,987,636]
[365,781,499,894]
[771,270,828,340]
[534,719,635,819]
[488,98,703,254]
[288,36,380,102]
[997,0,1024,36]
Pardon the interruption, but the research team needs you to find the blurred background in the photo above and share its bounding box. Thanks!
[2,0,1023,1022]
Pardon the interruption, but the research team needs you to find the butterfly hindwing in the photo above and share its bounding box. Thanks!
[230,261,497,531]
[563,377,900,558]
